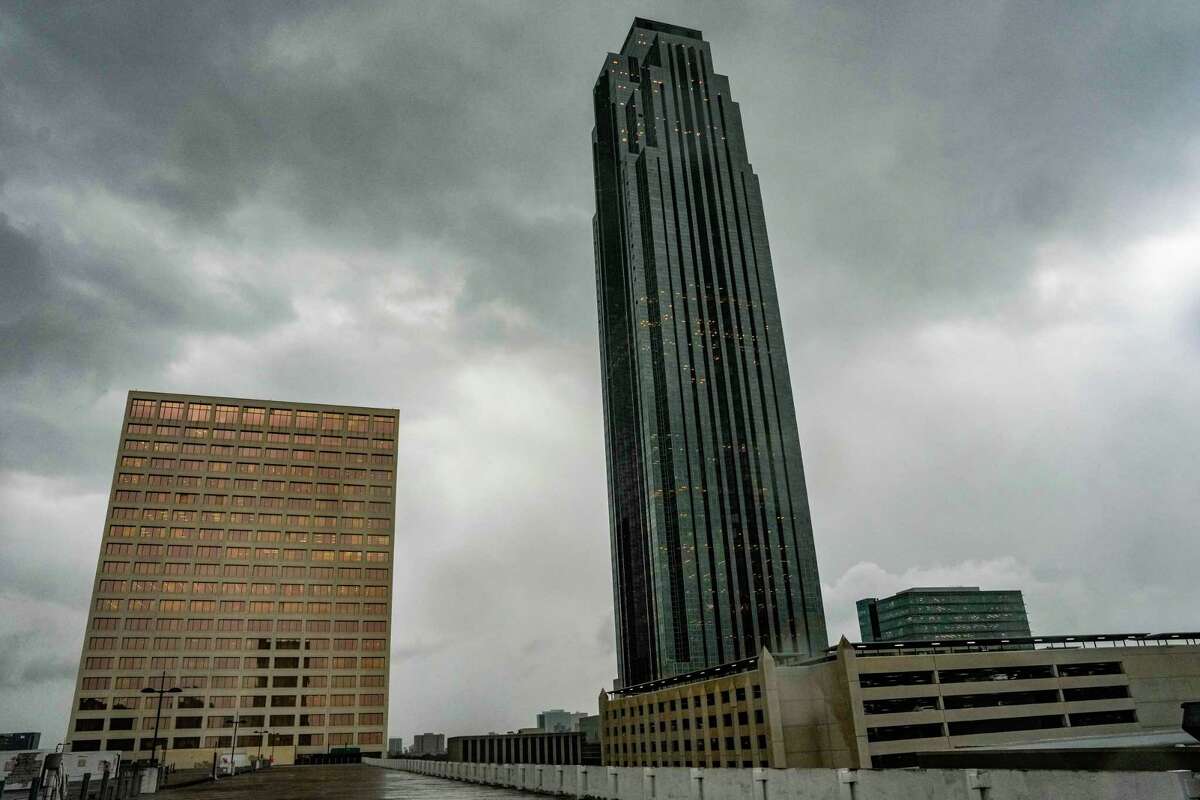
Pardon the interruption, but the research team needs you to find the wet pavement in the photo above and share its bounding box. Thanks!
[157,764,538,800]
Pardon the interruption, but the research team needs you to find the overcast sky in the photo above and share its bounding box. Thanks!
[2,1,1199,744]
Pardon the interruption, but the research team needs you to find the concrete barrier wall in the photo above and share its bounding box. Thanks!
[362,757,1195,799]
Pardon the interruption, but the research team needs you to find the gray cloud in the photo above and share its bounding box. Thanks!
[0,210,290,477]
[0,632,79,689]
[1,0,1198,743]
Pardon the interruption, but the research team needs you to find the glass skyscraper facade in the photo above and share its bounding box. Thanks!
[856,587,1033,642]
[592,19,827,688]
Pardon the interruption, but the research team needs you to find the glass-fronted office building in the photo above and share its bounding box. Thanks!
[857,587,1032,642]
[592,18,827,688]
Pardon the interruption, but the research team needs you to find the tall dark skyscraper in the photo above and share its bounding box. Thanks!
[592,19,828,688]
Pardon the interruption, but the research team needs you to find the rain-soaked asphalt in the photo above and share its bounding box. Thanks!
[158,765,536,800]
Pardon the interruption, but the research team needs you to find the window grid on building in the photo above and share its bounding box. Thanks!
[601,672,771,769]
[68,392,397,756]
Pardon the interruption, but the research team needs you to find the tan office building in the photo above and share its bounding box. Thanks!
[65,391,397,764]
[600,633,1200,768]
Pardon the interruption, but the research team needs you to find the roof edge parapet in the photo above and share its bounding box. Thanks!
[621,18,702,54]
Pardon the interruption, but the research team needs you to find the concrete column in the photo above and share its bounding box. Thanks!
[608,766,620,799]
[690,768,705,800]
[752,767,768,800]
[643,768,656,800]
[837,768,857,800]
[965,770,991,800]
[576,765,589,798]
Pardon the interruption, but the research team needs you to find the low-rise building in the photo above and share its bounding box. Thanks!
[448,730,595,765]
[0,733,41,751]
[0,734,40,753]
[578,715,601,764]
[599,632,1200,768]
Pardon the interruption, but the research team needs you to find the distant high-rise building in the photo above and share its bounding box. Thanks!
[592,18,827,687]
[856,587,1032,642]
[536,709,588,733]
[411,733,446,756]
[65,392,398,761]
[388,737,404,757]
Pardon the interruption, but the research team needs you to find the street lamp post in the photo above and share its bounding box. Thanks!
[140,671,182,767]
[229,716,241,776]
[252,729,270,763]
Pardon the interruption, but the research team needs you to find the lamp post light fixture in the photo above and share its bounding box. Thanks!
[140,670,182,767]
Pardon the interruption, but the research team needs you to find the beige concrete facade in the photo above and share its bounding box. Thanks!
[599,654,792,769]
[847,637,1200,767]
[66,391,397,759]
[601,637,1200,768]
[372,756,1197,800]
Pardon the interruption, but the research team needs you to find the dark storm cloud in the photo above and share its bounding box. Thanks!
[3,3,597,328]
[0,208,288,475]
[0,214,47,326]
[1,0,1198,741]
[736,2,1200,330]
[0,214,285,379]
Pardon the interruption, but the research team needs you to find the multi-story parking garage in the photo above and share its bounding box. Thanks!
[600,632,1200,768]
